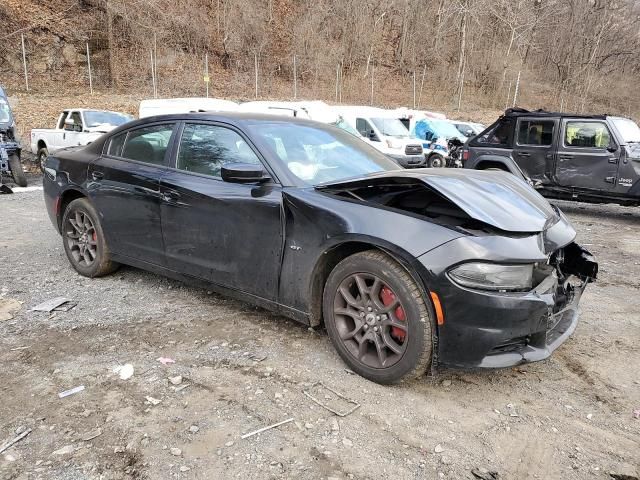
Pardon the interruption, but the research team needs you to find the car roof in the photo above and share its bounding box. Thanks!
[502,107,606,120]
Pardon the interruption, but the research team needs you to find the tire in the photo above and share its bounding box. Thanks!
[428,154,445,168]
[8,154,27,187]
[323,250,433,384]
[37,147,49,173]
[61,198,119,278]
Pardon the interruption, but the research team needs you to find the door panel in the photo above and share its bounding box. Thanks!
[160,171,283,300]
[555,120,619,191]
[160,122,283,300]
[512,117,557,184]
[87,157,167,265]
[86,122,177,266]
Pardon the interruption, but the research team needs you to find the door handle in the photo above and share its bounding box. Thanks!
[91,171,104,181]
[517,152,530,157]
[558,154,574,160]
[608,157,619,164]
[162,190,180,202]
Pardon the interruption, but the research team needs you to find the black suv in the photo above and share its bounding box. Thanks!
[462,108,640,206]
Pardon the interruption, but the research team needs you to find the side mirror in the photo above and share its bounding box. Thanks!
[221,163,270,184]
[64,118,74,126]
[368,129,379,142]
[606,144,618,153]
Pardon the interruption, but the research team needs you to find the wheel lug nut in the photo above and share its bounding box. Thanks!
[376,315,380,320]
[373,326,378,332]
[360,312,365,317]
[363,325,368,330]
[367,307,372,312]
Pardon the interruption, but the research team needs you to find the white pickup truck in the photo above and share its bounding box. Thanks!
[31,109,133,170]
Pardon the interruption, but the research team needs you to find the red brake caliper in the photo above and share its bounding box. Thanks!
[380,286,406,342]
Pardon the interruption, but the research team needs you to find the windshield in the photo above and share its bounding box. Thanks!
[611,117,640,143]
[431,119,465,139]
[332,118,361,137]
[371,117,410,137]
[84,111,132,128]
[0,99,12,124]
[248,122,400,185]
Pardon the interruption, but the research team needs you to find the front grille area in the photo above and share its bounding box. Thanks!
[405,144,423,155]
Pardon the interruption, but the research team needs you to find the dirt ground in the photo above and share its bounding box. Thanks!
[0,177,638,480]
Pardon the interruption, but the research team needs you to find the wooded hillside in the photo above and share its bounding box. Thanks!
[1,0,639,117]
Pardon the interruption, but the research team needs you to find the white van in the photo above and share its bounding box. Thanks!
[139,98,239,118]
[237,101,365,139]
[333,106,425,168]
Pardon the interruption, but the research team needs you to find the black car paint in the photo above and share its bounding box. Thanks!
[464,109,640,206]
[43,112,597,369]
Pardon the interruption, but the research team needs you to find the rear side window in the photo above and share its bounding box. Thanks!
[517,120,554,146]
[177,123,261,178]
[565,122,611,148]
[121,124,174,165]
[108,132,126,157]
[472,119,514,147]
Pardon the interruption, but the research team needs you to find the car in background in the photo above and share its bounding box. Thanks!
[42,112,597,383]
[139,97,239,118]
[411,117,468,168]
[453,121,485,138]
[462,108,640,206]
[0,85,27,187]
[237,100,365,139]
[31,109,133,171]
[334,106,425,168]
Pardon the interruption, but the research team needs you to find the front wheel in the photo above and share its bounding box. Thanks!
[323,250,433,384]
[8,154,27,187]
[62,198,119,277]
[428,154,445,168]
[37,147,49,172]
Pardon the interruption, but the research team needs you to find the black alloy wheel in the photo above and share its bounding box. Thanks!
[62,198,119,277]
[323,250,433,384]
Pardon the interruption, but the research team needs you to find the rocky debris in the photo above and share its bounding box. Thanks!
[169,375,183,385]
[52,445,75,455]
[170,447,182,456]
[434,444,445,453]
[188,425,199,434]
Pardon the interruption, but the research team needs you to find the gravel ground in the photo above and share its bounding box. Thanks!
[0,179,639,480]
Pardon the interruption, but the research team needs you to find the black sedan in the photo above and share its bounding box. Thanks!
[43,113,597,384]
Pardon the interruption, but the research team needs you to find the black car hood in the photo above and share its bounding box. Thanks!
[316,169,559,233]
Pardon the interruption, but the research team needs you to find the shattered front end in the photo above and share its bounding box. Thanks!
[418,228,598,369]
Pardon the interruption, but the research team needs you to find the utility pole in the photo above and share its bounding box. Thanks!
[21,34,29,91]
[254,53,259,99]
[86,42,93,94]
[293,55,297,100]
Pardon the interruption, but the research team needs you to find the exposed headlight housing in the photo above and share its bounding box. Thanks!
[448,263,534,291]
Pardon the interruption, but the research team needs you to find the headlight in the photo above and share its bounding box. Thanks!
[386,138,403,150]
[448,263,534,291]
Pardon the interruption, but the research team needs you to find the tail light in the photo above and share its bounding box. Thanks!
[462,149,469,162]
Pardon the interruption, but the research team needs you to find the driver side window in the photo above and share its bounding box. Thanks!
[356,118,374,138]
[564,122,611,149]
[177,123,261,178]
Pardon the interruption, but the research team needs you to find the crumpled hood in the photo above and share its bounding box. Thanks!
[317,169,559,233]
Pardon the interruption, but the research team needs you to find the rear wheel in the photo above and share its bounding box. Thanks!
[62,198,119,277]
[428,154,445,168]
[323,250,432,384]
[37,147,49,172]
[8,154,27,187]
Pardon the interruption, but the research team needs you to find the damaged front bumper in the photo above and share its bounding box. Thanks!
[418,239,598,369]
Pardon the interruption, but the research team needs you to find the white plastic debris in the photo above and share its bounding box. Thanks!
[58,385,85,398]
[113,364,134,380]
